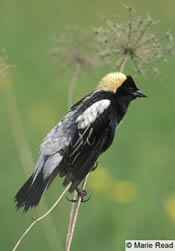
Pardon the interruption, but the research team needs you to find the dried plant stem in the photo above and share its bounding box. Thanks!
[67,63,82,109]
[65,191,79,246]
[119,53,129,72]
[65,175,89,251]
[65,52,129,251]
[65,64,85,251]
[2,79,61,250]
[12,184,71,251]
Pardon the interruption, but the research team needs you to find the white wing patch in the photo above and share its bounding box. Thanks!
[76,99,110,129]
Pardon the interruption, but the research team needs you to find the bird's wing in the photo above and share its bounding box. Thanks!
[32,108,78,181]
[40,109,77,156]
[61,99,112,191]
[40,92,111,156]
[33,96,112,191]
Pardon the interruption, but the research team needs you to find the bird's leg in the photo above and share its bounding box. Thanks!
[67,162,98,202]
[91,161,98,172]
[76,187,91,202]
[76,187,87,201]
[66,186,91,203]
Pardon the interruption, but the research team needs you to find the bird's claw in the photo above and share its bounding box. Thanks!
[66,188,91,203]
[66,197,80,203]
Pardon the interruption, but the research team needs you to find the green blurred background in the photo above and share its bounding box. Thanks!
[0,0,175,250]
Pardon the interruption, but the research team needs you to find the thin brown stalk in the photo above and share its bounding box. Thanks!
[65,175,89,251]
[67,63,82,109]
[65,191,79,247]
[65,64,84,251]
[12,184,71,251]
[118,53,129,72]
[2,79,62,250]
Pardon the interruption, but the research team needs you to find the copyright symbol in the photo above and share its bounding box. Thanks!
[126,242,132,248]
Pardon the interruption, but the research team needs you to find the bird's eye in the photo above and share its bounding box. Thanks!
[127,86,133,92]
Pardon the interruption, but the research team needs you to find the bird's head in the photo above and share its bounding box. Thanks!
[97,72,147,102]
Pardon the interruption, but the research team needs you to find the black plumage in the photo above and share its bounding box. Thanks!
[15,72,147,211]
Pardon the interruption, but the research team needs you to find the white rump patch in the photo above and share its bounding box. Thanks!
[76,99,110,129]
[33,153,63,182]
[43,153,63,179]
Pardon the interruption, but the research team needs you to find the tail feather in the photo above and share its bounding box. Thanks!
[15,172,49,212]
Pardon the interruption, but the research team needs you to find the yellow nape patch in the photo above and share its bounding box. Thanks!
[97,72,127,93]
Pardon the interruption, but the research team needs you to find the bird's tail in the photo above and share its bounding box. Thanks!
[15,153,64,212]
[15,171,49,212]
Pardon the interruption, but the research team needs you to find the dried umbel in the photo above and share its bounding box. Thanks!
[93,7,174,74]
[52,25,100,71]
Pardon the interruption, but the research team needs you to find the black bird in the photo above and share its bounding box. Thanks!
[15,72,147,211]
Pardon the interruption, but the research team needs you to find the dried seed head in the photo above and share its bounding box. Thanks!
[52,25,100,71]
[93,7,174,74]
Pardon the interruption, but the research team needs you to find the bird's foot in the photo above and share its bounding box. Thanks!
[66,187,91,203]
[76,187,91,202]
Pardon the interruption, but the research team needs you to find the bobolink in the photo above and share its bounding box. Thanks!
[15,72,147,211]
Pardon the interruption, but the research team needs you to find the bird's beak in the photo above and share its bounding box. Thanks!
[133,89,147,98]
